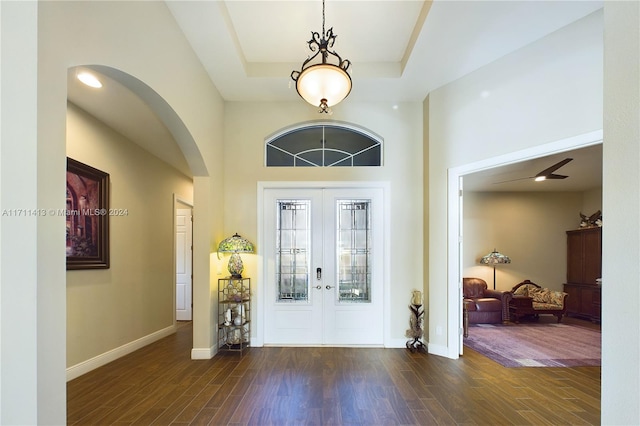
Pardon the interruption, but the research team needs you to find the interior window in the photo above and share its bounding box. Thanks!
[266,124,382,167]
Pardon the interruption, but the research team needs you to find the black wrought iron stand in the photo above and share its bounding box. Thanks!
[405,303,426,353]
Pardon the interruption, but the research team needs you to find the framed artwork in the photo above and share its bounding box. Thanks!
[66,158,110,270]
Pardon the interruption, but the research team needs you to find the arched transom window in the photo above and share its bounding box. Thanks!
[265,123,382,167]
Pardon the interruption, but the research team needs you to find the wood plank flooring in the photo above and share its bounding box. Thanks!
[68,320,601,425]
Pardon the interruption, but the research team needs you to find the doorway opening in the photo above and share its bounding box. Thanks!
[448,130,603,358]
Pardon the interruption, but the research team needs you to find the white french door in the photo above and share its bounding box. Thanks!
[263,187,384,346]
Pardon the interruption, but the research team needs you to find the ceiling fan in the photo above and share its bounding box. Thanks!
[494,158,573,184]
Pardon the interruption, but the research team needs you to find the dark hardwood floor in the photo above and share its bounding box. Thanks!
[68,320,600,425]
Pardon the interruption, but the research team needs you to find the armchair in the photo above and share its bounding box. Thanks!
[463,277,512,324]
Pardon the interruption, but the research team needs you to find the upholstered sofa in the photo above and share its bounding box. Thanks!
[510,280,568,323]
[463,277,512,324]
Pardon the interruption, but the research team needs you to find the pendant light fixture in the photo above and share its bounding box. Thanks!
[290,0,352,114]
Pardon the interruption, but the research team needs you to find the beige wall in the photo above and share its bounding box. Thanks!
[602,1,640,422]
[223,101,423,346]
[37,1,226,360]
[66,103,193,367]
[463,191,594,292]
[0,1,224,422]
[582,187,602,216]
[427,10,603,356]
[1,2,42,421]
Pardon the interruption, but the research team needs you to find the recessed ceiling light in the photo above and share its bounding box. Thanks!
[77,71,102,88]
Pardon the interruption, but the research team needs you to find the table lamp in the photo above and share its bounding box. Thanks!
[217,233,254,278]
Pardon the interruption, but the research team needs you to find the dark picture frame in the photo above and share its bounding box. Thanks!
[66,158,110,269]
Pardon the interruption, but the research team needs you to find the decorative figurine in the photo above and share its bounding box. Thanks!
[224,308,232,326]
[580,210,602,228]
[406,290,426,353]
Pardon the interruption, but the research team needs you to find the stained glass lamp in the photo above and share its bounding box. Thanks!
[217,233,254,278]
[480,249,511,289]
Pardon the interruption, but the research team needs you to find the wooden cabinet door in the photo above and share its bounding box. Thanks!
[563,284,580,314]
[580,287,595,317]
[582,228,602,284]
[592,288,602,322]
[566,231,584,283]
[566,228,602,284]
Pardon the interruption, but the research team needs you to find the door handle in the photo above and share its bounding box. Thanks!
[316,267,322,280]
[326,285,334,290]
[315,285,322,290]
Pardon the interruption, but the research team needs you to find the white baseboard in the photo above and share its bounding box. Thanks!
[386,338,410,348]
[66,324,177,382]
[191,346,216,359]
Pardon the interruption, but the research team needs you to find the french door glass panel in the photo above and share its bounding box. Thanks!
[337,200,371,303]
[276,200,310,302]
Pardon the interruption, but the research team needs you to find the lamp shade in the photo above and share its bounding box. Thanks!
[480,249,511,265]
[217,233,254,278]
[217,233,254,254]
[295,64,352,109]
[480,249,511,290]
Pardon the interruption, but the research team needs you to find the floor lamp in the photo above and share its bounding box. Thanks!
[480,249,511,289]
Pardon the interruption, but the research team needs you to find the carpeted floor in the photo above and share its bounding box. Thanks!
[463,322,601,367]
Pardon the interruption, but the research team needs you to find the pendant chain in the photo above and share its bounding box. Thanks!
[322,0,326,39]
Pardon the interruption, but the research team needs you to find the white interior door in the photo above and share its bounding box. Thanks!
[176,208,193,321]
[263,187,384,346]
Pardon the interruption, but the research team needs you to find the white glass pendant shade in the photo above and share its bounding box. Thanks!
[296,64,352,108]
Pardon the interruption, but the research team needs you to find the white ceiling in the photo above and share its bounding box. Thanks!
[67,0,603,188]
[462,143,602,192]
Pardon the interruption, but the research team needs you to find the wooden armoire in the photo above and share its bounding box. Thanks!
[563,227,602,322]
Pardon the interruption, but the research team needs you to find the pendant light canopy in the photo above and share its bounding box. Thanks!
[291,0,352,114]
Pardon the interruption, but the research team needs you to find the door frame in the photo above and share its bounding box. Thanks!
[175,207,193,321]
[256,181,391,347]
[174,195,193,324]
[446,130,602,359]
